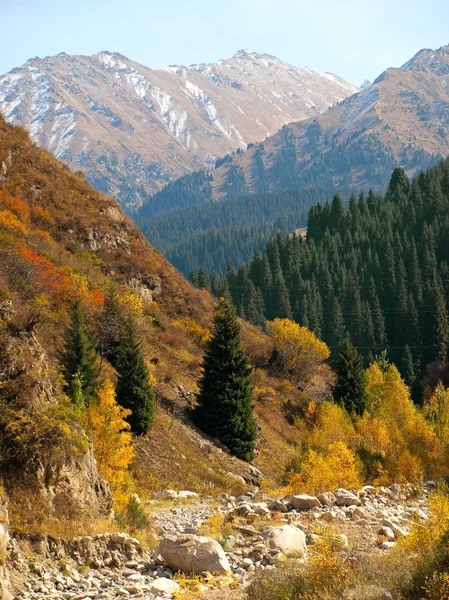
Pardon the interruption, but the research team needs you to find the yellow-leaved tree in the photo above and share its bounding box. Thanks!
[266,318,330,384]
[87,379,135,507]
[289,441,363,494]
[362,362,443,484]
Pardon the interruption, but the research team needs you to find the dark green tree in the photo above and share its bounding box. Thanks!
[60,299,101,407]
[334,340,367,416]
[115,317,155,435]
[97,290,125,367]
[192,298,258,461]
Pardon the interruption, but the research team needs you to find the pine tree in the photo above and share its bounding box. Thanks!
[334,340,367,416]
[97,290,125,367]
[61,299,101,407]
[115,317,155,435]
[192,298,258,461]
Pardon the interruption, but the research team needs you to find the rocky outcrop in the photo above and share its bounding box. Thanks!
[36,443,113,519]
[157,534,231,575]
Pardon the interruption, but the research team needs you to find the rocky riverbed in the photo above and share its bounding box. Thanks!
[2,483,433,600]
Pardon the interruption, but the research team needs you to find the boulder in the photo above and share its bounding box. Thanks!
[290,494,321,510]
[149,578,180,596]
[334,488,361,506]
[261,525,307,557]
[316,492,336,506]
[270,500,288,513]
[157,534,230,575]
[178,491,199,499]
[153,490,178,500]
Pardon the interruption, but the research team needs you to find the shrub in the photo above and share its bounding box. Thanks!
[289,441,363,494]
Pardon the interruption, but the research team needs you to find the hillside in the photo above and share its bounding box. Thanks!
[0,114,311,519]
[0,50,356,211]
[136,44,449,272]
[4,113,449,600]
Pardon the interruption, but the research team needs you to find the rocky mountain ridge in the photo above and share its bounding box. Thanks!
[143,43,449,215]
[0,50,357,210]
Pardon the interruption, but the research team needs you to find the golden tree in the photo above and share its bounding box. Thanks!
[87,379,135,506]
[266,318,330,383]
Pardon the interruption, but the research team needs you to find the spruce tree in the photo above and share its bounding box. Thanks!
[334,340,367,416]
[115,316,155,435]
[61,299,101,407]
[192,298,258,461]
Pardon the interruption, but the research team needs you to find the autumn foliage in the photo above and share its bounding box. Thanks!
[267,318,330,383]
[87,380,135,507]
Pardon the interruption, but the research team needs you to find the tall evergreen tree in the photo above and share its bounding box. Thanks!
[192,298,258,461]
[115,317,155,435]
[61,299,101,407]
[334,340,367,416]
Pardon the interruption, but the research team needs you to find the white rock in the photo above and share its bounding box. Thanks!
[149,577,180,596]
[334,489,361,507]
[316,492,336,506]
[261,525,307,557]
[157,534,230,575]
[290,494,321,510]
[178,491,199,499]
[153,490,178,500]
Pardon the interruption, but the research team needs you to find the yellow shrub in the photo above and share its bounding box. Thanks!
[171,317,211,347]
[266,318,330,383]
[290,441,363,494]
[0,209,27,234]
[121,290,144,315]
[306,536,352,595]
[87,379,135,507]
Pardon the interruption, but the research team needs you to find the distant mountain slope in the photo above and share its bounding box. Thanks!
[0,50,356,211]
[141,44,449,218]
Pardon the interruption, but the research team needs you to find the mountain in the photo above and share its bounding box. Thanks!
[144,44,449,208]
[0,50,356,211]
[135,44,449,274]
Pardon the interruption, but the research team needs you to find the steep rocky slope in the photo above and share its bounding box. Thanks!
[0,50,356,210]
[144,43,449,215]
[0,115,305,525]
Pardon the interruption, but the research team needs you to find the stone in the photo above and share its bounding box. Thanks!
[334,489,361,507]
[260,525,307,557]
[290,494,321,510]
[148,578,180,596]
[153,490,178,500]
[270,500,288,513]
[316,492,336,506]
[177,491,199,499]
[157,534,230,575]
[379,527,395,540]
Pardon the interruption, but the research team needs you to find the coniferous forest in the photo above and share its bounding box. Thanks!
[137,182,351,275]
[192,160,449,397]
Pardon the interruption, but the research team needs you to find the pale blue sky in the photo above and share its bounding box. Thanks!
[2,0,449,86]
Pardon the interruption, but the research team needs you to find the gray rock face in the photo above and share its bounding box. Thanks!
[334,488,361,507]
[261,525,307,557]
[290,494,322,510]
[157,534,231,575]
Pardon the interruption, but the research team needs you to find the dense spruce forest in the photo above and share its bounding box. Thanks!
[191,160,449,396]
[137,185,353,274]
